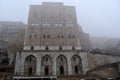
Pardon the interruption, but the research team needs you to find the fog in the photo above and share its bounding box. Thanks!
[0,0,120,38]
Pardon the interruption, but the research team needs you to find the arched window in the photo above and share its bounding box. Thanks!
[57,55,68,75]
[71,55,82,75]
[24,55,37,76]
[73,57,76,61]
[46,57,48,62]
[41,55,52,76]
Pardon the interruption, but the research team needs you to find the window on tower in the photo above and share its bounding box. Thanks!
[29,35,37,39]
[31,24,35,26]
[46,46,49,50]
[42,23,50,27]
[55,23,62,27]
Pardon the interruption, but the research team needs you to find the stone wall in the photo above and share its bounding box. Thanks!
[14,51,89,76]
[87,53,120,70]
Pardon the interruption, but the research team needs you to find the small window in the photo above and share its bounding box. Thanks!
[59,46,62,50]
[47,35,50,39]
[72,46,75,50]
[29,57,32,62]
[31,24,35,26]
[55,24,58,26]
[61,35,64,39]
[73,57,76,61]
[31,46,34,50]
[43,35,46,38]
[42,23,50,26]
[60,57,63,61]
[29,35,32,39]
[72,35,75,38]
[57,35,60,39]
[68,35,71,39]
[29,35,37,39]
[34,35,36,39]
[36,24,39,26]
[46,57,48,62]
[59,24,62,27]
[46,46,49,50]
[55,23,62,27]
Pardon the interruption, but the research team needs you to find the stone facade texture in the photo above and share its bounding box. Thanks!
[14,2,120,80]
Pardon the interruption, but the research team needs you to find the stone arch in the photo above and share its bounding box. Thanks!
[24,55,37,76]
[56,55,68,75]
[41,55,52,76]
[71,55,82,75]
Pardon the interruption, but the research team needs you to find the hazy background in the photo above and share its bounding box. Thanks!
[0,0,120,38]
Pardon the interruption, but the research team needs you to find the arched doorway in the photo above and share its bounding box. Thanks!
[71,55,82,75]
[57,55,68,76]
[60,66,64,75]
[75,65,78,74]
[41,55,52,76]
[24,55,37,76]
[45,66,49,75]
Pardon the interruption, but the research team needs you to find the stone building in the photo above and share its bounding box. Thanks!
[0,21,26,41]
[0,21,26,65]
[14,2,91,80]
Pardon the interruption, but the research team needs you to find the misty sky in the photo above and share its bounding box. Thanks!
[0,0,120,38]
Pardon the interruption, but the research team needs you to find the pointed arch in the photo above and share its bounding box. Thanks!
[71,55,82,75]
[41,55,52,76]
[24,55,37,76]
[56,55,68,75]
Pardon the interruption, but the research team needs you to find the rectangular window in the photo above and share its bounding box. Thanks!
[35,24,39,26]
[55,24,58,26]
[29,35,37,39]
[42,23,50,27]
[31,24,35,26]
[59,24,62,27]
[55,23,62,27]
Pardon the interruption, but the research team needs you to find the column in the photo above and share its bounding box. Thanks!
[52,54,57,75]
[68,57,72,75]
[36,55,41,76]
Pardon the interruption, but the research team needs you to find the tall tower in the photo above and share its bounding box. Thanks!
[24,2,81,50]
[14,2,90,80]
